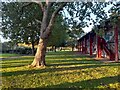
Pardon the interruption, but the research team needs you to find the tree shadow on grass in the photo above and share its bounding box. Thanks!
[2,56,34,62]
[2,63,29,69]
[19,75,119,89]
[47,60,102,67]
[2,57,102,69]
[2,63,119,77]
[47,58,102,63]
[46,58,120,66]
[46,75,120,88]
[2,61,32,69]
[46,51,74,55]
[2,59,86,69]
[46,55,83,60]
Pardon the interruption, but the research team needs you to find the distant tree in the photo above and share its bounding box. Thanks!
[1,2,41,55]
[66,27,84,51]
[1,41,17,53]
[92,1,120,36]
[47,15,68,52]
[0,40,2,53]
[109,1,120,26]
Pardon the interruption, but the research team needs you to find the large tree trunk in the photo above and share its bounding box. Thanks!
[28,2,66,68]
[29,38,47,67]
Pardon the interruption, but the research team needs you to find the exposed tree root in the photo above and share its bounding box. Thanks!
[28,64,46,68]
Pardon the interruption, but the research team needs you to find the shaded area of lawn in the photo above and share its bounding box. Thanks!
[1,51,120,89]
[48,75,120,88]
[2,63,119,77]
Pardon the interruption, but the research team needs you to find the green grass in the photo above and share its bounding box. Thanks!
[0,53,19,58]
[1,51,120,89]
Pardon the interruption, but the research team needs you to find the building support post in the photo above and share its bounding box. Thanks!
[78,42,80,51]
[82,40,84,53]
[78,42,79,51]
[97,36,102,58]
[90,34,93,56]
[79,41,81,52]
[84,38,87,54]
[114,25,119,62]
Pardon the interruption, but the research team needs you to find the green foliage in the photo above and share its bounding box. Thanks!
[48,15,68,47]
[1,41,17,52]
[1,2,116,45]
[93,1,120,37]
[1,51,120,89]
[64,2,111,28]
[92,1,120,37]
[109,1,120,25]
[93,28,105,37]
[1,2,68,48]
[1,2,41,44]
[63,2,115,46]
[66,27,84,49]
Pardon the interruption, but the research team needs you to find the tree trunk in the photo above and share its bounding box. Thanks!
[31,41,35,55]
[54,46,56,52]
[72,46,74,51]
[29,38,47,67]
[52,46,54,51]
[28,2,66,68]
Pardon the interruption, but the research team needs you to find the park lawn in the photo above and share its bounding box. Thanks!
[1,51,120,89]
[0,53,19,58]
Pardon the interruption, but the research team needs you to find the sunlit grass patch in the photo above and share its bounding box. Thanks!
[1,51,120,89]
[0,53,19,58]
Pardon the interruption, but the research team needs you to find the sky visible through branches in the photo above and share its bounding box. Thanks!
[0,0,118,42]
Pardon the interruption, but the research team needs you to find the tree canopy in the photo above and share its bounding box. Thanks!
[48,15,68,47]
[1,2,68,54]
[2,2,41,43]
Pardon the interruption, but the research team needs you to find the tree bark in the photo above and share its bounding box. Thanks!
[29,38,47,67]
[72,46,74,51]
[29,2,66,68]
[54,46,56,52]
[52,46,54,51]
[31,41,35,55]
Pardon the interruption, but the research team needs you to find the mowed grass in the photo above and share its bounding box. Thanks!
[0,53,19,58]
[1,51,120,89]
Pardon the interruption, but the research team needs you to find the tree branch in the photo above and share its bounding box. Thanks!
[47,2,54,9]
[34,1,44,12]
[35,19,42,24]
[40,2,54,36]
[46,0,49,5]
[33,0,53,12]
[49,3,66,27]
[18,2,33,21]
[39,2,44,12]
[43,3,67,38]
[21,2,33,14]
